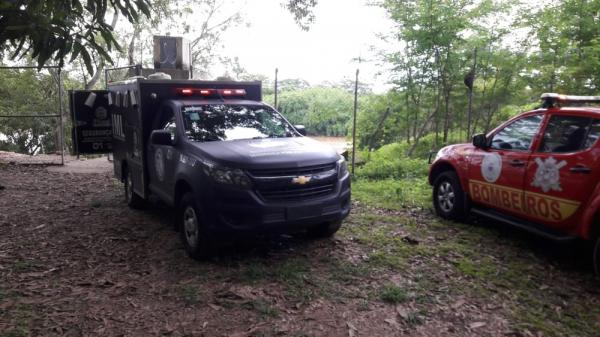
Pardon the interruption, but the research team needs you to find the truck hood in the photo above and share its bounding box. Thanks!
[434,143,475,161]
[189,137,341,169]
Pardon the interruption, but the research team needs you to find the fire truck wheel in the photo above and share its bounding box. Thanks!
[124,170,145,209]
[433,171,466,221]
[307,220,342,238]
[179,193,212,259]
[593,236,600,276]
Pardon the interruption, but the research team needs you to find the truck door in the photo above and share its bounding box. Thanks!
[147,106,179,202]
[69,90,112,154]
[524,114,600,230]
[468,114,544,218]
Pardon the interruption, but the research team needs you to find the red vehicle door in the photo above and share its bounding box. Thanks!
[468,113,545,217]
[523,112,600,231]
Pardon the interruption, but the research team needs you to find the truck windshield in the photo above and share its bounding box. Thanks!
[181,104,298,142]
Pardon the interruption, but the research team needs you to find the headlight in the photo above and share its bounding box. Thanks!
[201,160,252,188]
[337,157,349,178]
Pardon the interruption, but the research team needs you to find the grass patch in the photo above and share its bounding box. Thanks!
[0,329,28,337]
[11,259,39,272]
[456,257,498,279]
[235,257,318,303]
[378,284,408,304]
[243,300,280,318]
[176,284,205,305]
[353,178,430,210]
[403,310,426,327]
[323,257,370,284]
[0,303,34,337]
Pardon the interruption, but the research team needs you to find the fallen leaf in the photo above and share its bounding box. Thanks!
[396,305,410,319]
[451,299,466,309]
[385,318,399,327]
[469,322,486,329]
[208,303,223,311]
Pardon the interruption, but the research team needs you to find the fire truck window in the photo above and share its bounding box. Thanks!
[539,115,591,153]
[490,114,543,151]
[181,104,297,142]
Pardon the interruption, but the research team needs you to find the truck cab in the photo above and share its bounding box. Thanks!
[70,77,351,259]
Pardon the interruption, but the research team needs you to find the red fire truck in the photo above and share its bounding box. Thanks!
[429,93,600,274]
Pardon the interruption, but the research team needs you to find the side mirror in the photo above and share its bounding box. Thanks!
[150,130,173,146]
[294,125,307,136]
[472,133,488,149]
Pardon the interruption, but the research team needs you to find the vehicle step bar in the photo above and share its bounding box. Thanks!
[471,207,578,242]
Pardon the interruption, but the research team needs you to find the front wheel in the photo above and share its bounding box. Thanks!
[593,236,600,276]
[179,193,213,259]
[433,171,466,221]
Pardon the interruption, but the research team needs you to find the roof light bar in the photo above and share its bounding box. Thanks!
[541,92,600,108]
[178,88,194,96]
[176,88,247,97]
[219,89,246,96]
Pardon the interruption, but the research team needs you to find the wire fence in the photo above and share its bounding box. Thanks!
[0,66,65,165]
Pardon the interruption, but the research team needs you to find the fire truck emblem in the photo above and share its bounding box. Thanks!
[292,175,311,185]
[154,148,165,182]
[531,157,567,192]
[481,153,502,183]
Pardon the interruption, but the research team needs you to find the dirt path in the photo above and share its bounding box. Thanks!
[1,163,599,337]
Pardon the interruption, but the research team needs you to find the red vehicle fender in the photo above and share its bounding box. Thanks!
[429,144,473,193]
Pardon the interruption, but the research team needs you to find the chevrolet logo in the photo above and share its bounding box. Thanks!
[292,175,312,185]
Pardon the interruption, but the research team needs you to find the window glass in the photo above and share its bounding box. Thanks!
[539,115,591,153]
[584,119,600,149]
[181,104,298,142]
[490,114,544,151]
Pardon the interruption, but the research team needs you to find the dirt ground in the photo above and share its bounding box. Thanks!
[1,162,599,337]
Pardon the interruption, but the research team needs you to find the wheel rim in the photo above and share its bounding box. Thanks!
[183,206,199,248]
[437,181,455,212]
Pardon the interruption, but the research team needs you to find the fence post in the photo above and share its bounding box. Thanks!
[58,68,65,165]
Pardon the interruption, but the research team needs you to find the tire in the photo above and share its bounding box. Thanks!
[124,169,145,209]
[307,220,342,238]
[178,193,213,259]
[593,236,600,276]
[433,171,466,221]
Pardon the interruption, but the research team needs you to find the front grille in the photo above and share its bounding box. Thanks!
[249,162,338,202]
[248,163,336,177]
[258,183,336,201]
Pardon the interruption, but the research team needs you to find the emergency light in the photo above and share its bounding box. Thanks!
[541,93,600,108]
[176,88,246,98]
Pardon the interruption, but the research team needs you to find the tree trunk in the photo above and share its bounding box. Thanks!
[407,107,437,157]
[368,107,391,150]
[128,25,141,66]
[85,12,119,89]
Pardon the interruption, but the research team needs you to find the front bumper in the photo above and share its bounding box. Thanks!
[202,173,351,234]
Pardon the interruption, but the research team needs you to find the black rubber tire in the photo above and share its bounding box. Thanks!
[593,236,600,276]
[178,193,213,259]
[124,169,145,209]
[307,220,342,238]
[433,171,466,221]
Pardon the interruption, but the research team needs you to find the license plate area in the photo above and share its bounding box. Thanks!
[287,206,321,221]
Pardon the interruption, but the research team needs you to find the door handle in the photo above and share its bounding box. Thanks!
[570,165,591,174]
[509,159,525,167]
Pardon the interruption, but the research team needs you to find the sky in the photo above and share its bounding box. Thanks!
[214,0,395,93]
